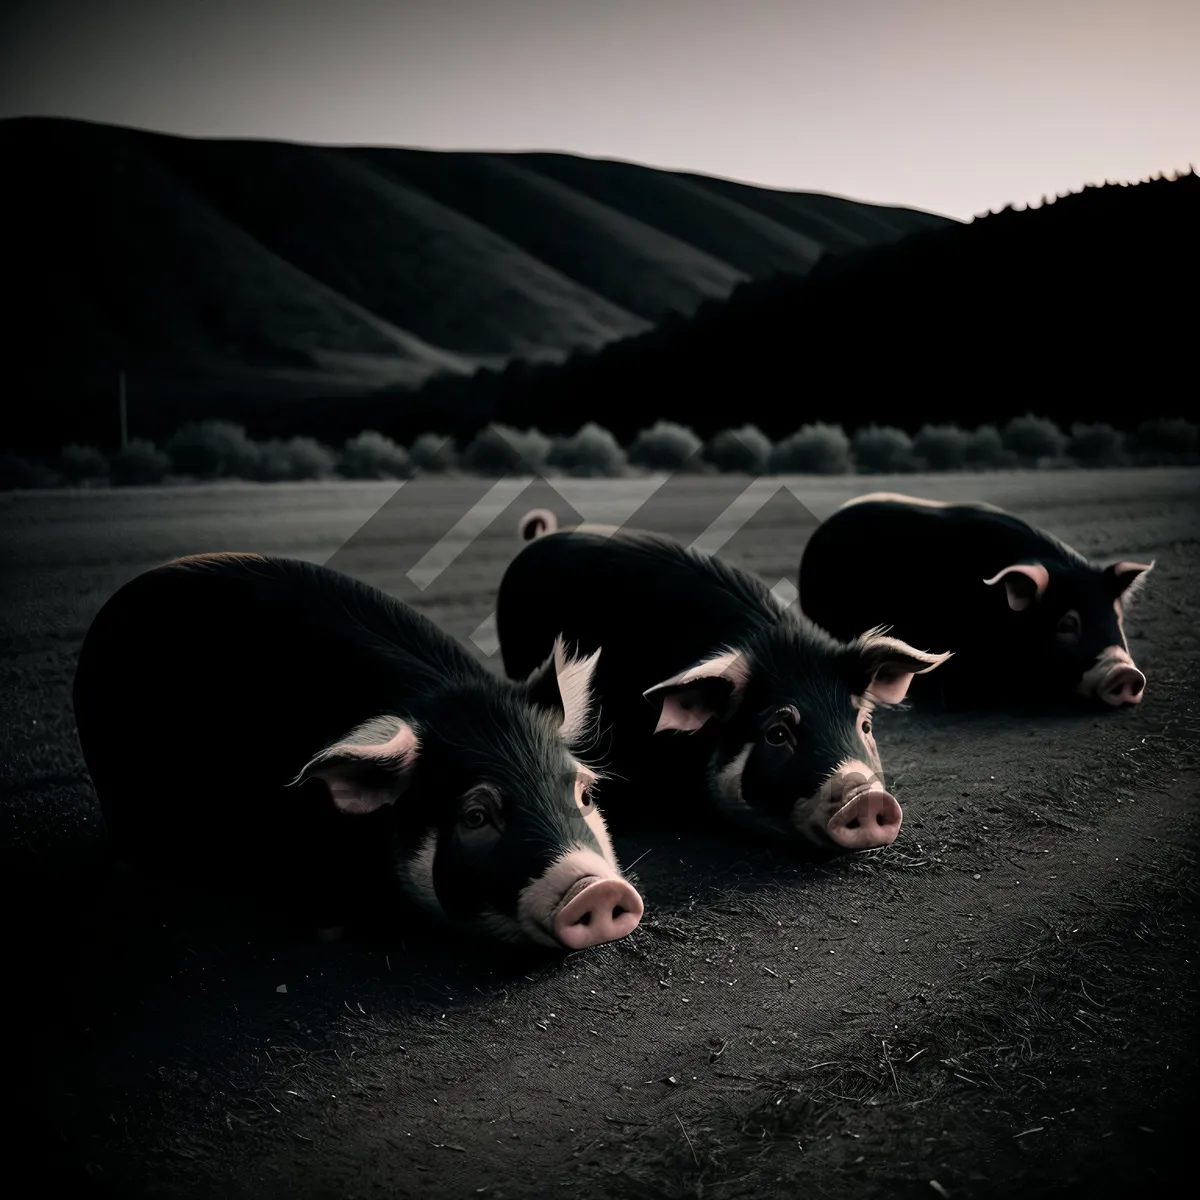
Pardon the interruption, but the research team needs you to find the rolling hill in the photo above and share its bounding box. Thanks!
[0,116,949,452]
[320,167,1194,447]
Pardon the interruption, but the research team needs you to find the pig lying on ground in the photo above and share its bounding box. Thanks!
[798,492,1153,711]
[72,552,643,951]
[497,511,952,856]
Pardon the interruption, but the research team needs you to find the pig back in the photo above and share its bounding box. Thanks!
[498,528,773,701]
[72,554,437,892]
[800,499,1070,647]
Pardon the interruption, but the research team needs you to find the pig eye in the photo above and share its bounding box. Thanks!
[861,718,873,737]
[461,805,489,830]
[762,706,799,749]
[1056,611,1081,644]
[575,774,596,811]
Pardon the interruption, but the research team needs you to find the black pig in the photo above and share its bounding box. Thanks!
[497,512,951,855]
[799,492,1154,710]
[72,552,644,950]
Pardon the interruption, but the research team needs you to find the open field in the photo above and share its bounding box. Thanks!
[2,467,1199,1199]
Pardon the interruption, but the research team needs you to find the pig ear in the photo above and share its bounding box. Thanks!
[852,628,953,706]
[642,649,748,734]
[289,714,420,815]
[1104,559,1154,602]
[982,562,1051,611]
[524,635,602,747]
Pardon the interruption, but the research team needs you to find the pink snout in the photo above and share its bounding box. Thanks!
[826,788,903,851]
[1098,663,1146,707]
[552,877,644,950]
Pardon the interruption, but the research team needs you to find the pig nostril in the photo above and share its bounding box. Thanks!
[845,817,861,830]
[552,878,642,949]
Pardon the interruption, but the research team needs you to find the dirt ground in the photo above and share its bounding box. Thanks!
[2,467,1198,1200]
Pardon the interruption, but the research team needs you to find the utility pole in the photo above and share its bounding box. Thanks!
[119,370,128,449]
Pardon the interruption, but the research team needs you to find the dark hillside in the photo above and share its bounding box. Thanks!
[340,169,1196,449]
[0,116,946,452]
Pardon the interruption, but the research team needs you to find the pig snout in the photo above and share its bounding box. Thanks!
[517,849,645,951]
[825,780,903,851]
[1098,662,1146,707]
[1081,647,1147,708]
[553,877,644,950]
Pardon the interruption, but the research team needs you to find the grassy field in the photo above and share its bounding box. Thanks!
[2,467,1199,1199]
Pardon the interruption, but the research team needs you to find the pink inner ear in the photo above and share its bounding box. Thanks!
[301,721,420,815]
[1112,560,1153,577]
[867,669,916,706]
[318,777,407,815]
[982,563,1050,611]
[653,686,722,734]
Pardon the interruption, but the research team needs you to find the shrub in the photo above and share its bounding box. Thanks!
[58,443,109,483]
[1001,413,1066,464]
[704,426,772,474]
[110,439,171,486]
[1131,417,1199,464]
[851,424,917,473]
[251,437,337,482]
[912,424,969,471]
[0,453,58,490]
[546,423,628,478]
[165,420,260,479]
[768,423,851,475]
[964,424,1017,469]
[1066,423,1125,467]
[627,421,703,470]
[461,424,552,475]
[409,432,458,473]
[339,431,412,480]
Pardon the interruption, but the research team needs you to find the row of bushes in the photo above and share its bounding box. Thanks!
[0,427,455,490]
[2,415,1197,490]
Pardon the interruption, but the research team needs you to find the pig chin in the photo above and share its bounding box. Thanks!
[395,830,444,918]
[393,831,523,942]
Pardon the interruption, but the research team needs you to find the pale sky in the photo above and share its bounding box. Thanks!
[1,0,1196,220]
